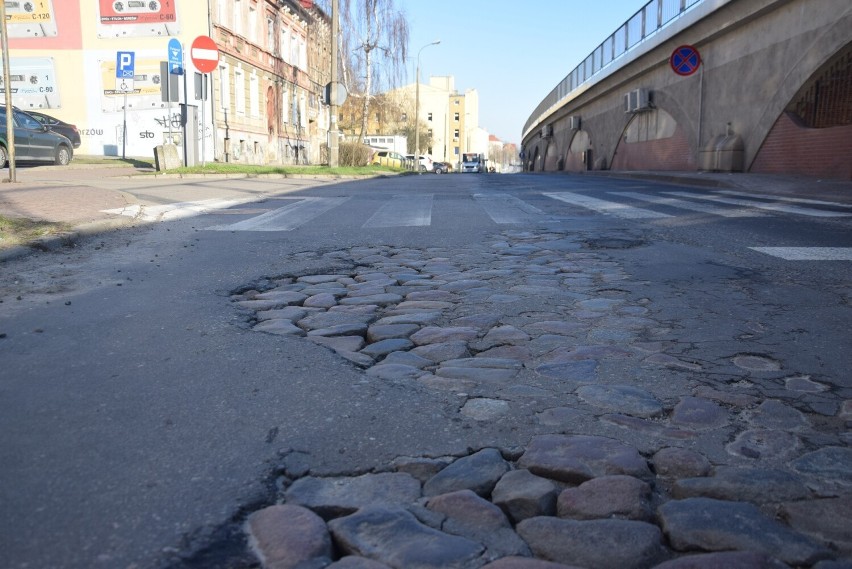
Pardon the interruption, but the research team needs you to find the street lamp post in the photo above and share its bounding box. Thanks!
[414,40,440,171]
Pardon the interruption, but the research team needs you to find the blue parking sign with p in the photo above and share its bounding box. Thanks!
[116,51,135,79]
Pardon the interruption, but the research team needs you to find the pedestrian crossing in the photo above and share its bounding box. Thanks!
[101,189,851,260]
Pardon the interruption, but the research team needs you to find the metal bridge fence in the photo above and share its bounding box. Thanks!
[523,0,703,136]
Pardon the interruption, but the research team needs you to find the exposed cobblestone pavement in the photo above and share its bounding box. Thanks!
[227,228,852,569]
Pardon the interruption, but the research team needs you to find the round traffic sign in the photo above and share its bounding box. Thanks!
[191,35,219,74]
[670,45,701,76]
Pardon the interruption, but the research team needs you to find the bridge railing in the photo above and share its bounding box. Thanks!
[523,0,703,137]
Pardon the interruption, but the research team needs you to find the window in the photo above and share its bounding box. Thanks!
[233,0,243,35]
[401,113,407,121]
[234,67,246,114]
[454,100,459,105]
[249,72,259,118]
[282,87,289,123]
[219,63,230,110]
[428,129,433,137]
[427,112,432,121]
[290,32,299,65]
[454,129,459,138]
[299,94,307,127]
[454,112,459,121]
[267,16,274,48]
[217,0,228,26]
[281,27,290,61]
[248,4,257,40]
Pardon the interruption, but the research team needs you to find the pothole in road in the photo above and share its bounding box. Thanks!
[732,353,782,372]
[584,237,646,250]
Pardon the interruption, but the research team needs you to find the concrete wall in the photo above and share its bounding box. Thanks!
[522,0,852,179]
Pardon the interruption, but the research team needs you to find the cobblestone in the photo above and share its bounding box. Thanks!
[232,230,852,567]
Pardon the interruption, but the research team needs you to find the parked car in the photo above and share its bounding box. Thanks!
[0,106,74,167]
[26,110,82,148]
[371,150,405,168]
[431,161,450,174]
[405,154,433,172]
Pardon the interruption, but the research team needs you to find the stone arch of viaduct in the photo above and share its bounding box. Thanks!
[522,0,852,180]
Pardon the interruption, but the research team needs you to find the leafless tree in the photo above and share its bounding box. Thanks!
[336,0,409,141]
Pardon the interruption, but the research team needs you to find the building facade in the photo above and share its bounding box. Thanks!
[1,0,331,165]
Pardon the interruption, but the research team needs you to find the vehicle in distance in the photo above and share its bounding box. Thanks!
[26,110,82,148]
[431,161,450,174]
[0,106,74,167]
[371,150,405,168]
[405,154,433,172]
[461,152,486,173]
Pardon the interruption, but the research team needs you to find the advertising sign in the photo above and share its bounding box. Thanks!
[97,0,179,37]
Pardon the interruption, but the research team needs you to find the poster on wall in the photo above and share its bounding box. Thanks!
[100,56,170,112]
[5,0,58,38]
[0,57,60,108]
[97,0,179,38]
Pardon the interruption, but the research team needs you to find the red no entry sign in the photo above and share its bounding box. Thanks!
[670,45,701,76]
[191,35,219,73]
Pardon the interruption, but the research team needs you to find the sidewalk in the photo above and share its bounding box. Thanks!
[1,165,850,262]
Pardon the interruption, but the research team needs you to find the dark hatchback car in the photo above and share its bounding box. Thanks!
[0,106,74,167]
[26,110,82,148]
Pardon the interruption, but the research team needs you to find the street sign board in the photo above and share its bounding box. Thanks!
[190,35,219,74]
[115,51,135,92]
[670,45,701,76]
[168,38,183,75]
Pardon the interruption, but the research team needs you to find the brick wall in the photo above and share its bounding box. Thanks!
[751,112,852,180]
[610,125,694,171]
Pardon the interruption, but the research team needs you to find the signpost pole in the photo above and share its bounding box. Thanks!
[122,92,127,159]
[182,42,188,167]
[1,1,16,182]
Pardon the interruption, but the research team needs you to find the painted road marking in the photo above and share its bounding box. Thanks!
[750,247,852,260]
[610,191,766,217]
[717,190,852,209]
[543,192,671,219]
[362,194,433,228]
[102,198,256,222]
[666,192,852,218]
[474,193,544,224]
[207,197,350,231]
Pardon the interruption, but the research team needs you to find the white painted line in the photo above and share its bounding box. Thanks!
[207,196,349,231]
[362,194,433,228]
[473,193,544,224]
[102,197,255,222]
[717,190,852,209]
[543,192,671,219]
[750,247,852,260]
[666,192,852,218]
[610,191,766,217]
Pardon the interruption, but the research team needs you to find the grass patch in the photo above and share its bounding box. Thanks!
[0,215,71,250]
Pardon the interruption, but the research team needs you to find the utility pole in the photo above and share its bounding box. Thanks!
[1,1,16,182]
[329,0,339,167]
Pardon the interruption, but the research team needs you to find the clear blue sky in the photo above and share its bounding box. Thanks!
[403,1,647,145]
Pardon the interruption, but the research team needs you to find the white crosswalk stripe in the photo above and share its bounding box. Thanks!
[207,196,350,231]
[718,190,852,209]
[750,247,852,260]
[665,192,852,218]
[543,192,671,219]
[610,191,766,217]
[363,194,433,228]
[474,193,544,224]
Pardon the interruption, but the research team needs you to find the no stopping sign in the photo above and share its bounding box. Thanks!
[670,45,701,76]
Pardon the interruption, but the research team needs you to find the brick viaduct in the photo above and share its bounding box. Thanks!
[520,0,852,180]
